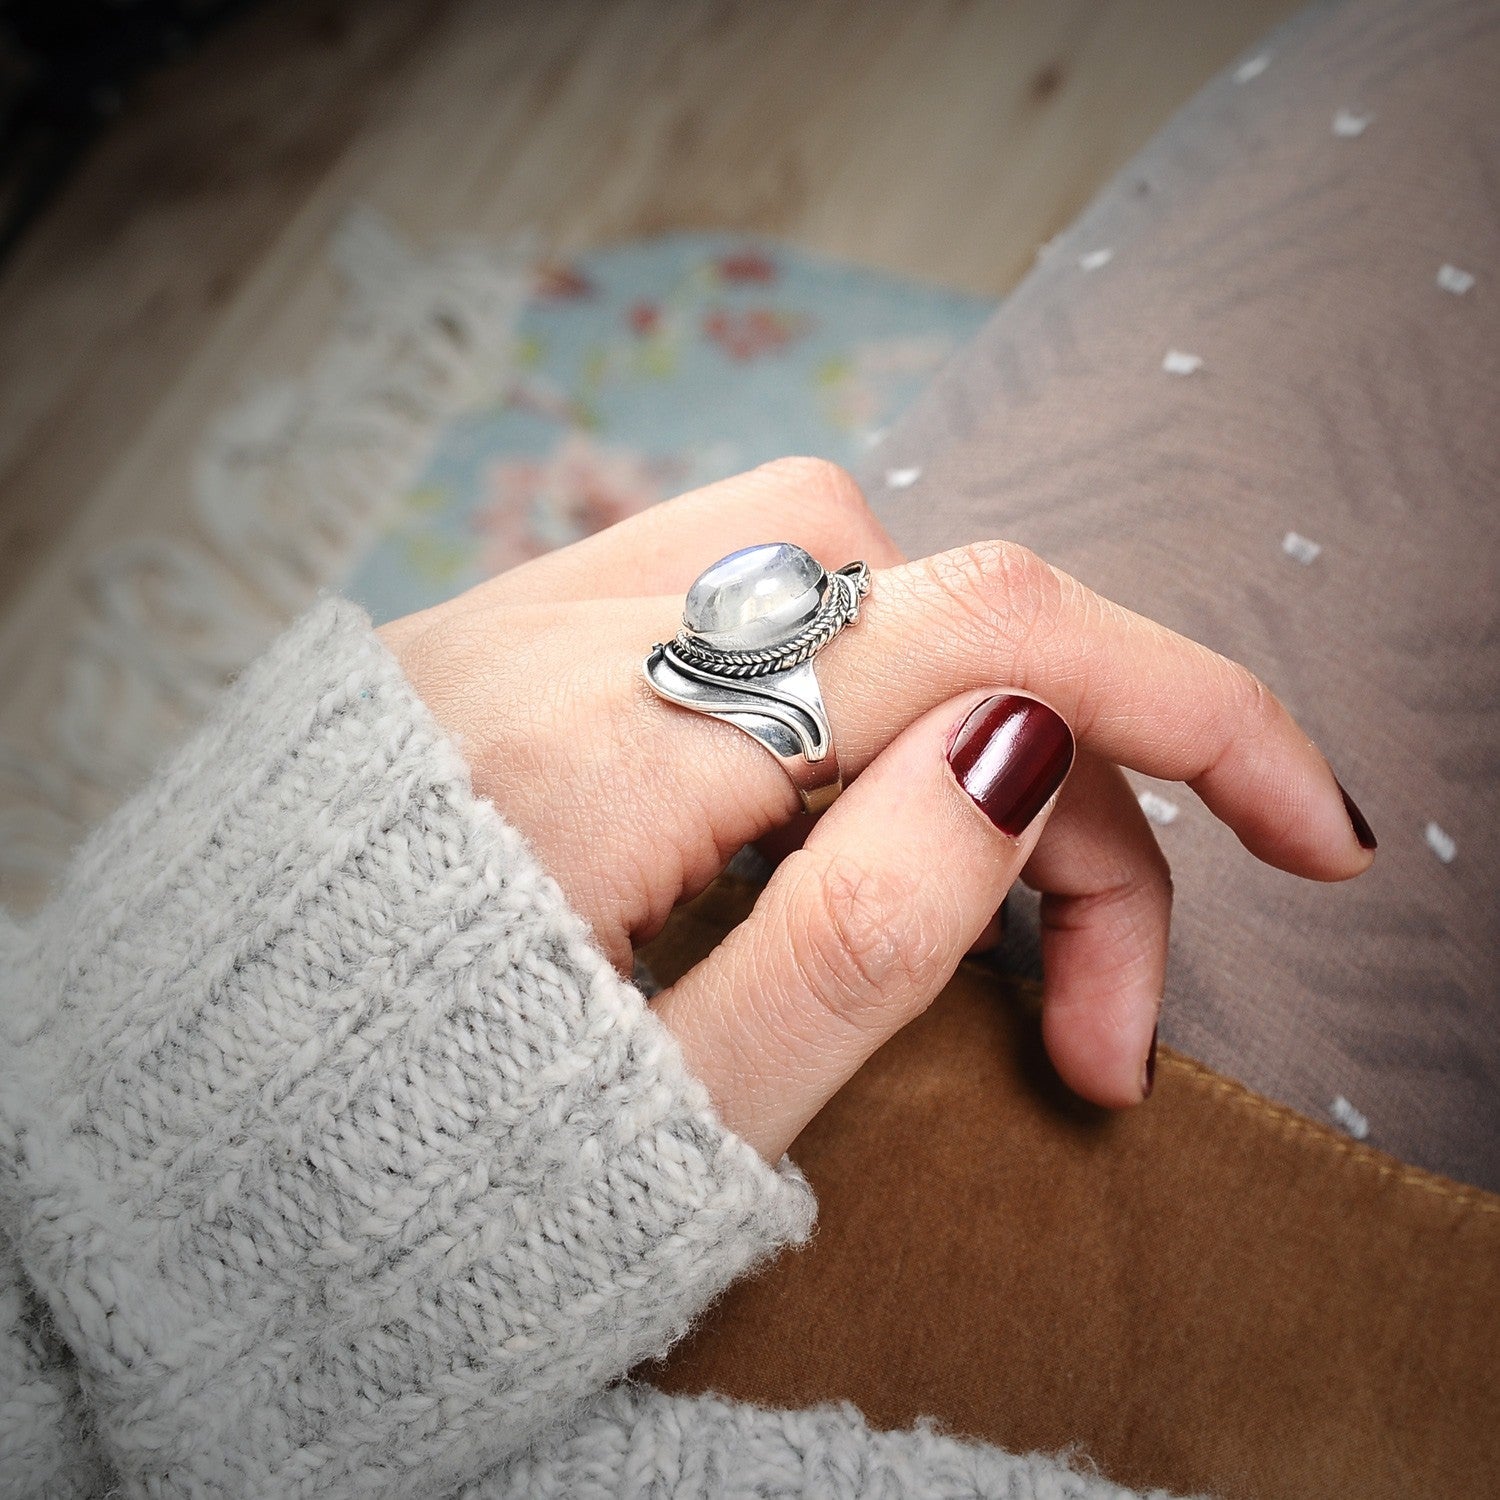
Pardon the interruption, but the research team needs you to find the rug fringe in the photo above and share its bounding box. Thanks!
[0,211,531,909]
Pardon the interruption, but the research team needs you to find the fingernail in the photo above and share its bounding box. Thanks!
[946,694,1075,836]
[1142,1023,1158,1099]
[1336,778,1378,851]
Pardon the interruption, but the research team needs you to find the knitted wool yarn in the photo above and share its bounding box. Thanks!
[486,1385,1167,1499]
[0,600,1164,1500]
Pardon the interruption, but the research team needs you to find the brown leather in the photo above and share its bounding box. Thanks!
[638,878,1500,1499]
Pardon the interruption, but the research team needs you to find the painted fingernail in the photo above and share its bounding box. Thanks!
[946,694,1075,836]
[1142,1023,1158,1099]
[1336,778,1378,851]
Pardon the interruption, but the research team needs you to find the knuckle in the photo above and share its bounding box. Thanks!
[786,851,932,1029]
[1216,671,1307,851]
[1086,843,1175,921]
[1222,658,1279,742]
[755,456,871,525]
[915,539,1065,653]
[1192,653,1288,794]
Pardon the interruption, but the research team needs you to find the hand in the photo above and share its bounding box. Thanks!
[379,459,1374,1161]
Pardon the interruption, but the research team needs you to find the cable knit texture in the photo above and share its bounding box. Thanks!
[0,599,1161,1499]
[0,1231,107,1498]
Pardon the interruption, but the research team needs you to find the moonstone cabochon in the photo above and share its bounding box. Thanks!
[683,542,826,650]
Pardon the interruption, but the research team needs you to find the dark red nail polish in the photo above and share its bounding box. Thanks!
[1337,779,1378,851]
[946,694,1075,836]
[1143,1024,1158,1099]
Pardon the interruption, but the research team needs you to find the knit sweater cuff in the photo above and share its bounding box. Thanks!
[0,597,815,1500]
[495,1385,1173,1499]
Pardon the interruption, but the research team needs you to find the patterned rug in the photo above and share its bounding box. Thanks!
[0,223,990,907]
[346,233,991,623]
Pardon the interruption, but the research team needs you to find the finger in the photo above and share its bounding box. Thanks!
[375,457,902,665]
[482,457,905,606]
[1019,751,1173,1107]
[845,543,1373,881]
[653,690,1075,1162]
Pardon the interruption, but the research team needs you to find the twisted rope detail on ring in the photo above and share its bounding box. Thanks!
[668,563,871,679]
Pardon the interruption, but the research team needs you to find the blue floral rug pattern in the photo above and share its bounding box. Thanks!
[347,234,993,623]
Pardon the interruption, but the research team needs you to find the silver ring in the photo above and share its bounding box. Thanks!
[643,542,871,813]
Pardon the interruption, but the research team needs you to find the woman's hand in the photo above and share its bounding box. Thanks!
[379,458,1375,1161]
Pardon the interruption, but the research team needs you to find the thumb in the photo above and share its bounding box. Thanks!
[653,691,1076,1162]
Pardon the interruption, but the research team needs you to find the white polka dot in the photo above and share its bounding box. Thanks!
[1436,264,1475,295]
[1162,350,1203,376]
[884,467,921,489]
[1333,109,1372,138]
[1282,532,1322,565]
[1425,822,1457,863]
[1234,53,1271,83]
[1078,248,1114,272]
[1330,1096,1371,1141]
[1138,791,1180,826]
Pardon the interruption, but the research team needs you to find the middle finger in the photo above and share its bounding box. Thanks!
[476,457,905,607]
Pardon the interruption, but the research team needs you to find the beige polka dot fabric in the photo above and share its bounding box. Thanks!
[865,0,1499,1189]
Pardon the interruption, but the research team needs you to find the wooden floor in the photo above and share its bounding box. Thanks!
[0,0,1297,744]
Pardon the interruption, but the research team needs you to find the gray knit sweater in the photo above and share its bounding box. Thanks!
[0,600,1164,1500]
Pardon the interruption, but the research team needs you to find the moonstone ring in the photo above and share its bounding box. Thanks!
[644,542,871,813]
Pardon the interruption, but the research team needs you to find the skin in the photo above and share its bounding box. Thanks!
[378,457,1374,1162]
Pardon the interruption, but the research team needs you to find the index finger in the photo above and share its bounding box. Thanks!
[816,539,1373,881]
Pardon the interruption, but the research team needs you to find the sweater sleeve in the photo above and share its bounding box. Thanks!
[482,1385,1175,1499]
[0,1226,109,1500]
[0,598,815,1500]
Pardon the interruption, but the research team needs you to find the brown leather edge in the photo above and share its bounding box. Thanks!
[640,876,1500,1500]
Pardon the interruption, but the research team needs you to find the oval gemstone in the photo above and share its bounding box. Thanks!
[684,542,825,650]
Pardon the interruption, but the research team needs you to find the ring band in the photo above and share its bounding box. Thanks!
[643,542,870,813]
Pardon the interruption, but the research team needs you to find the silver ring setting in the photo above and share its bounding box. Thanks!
[644,542,871,813]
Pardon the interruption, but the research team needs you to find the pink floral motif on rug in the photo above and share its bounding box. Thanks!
[346,233,991,622]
